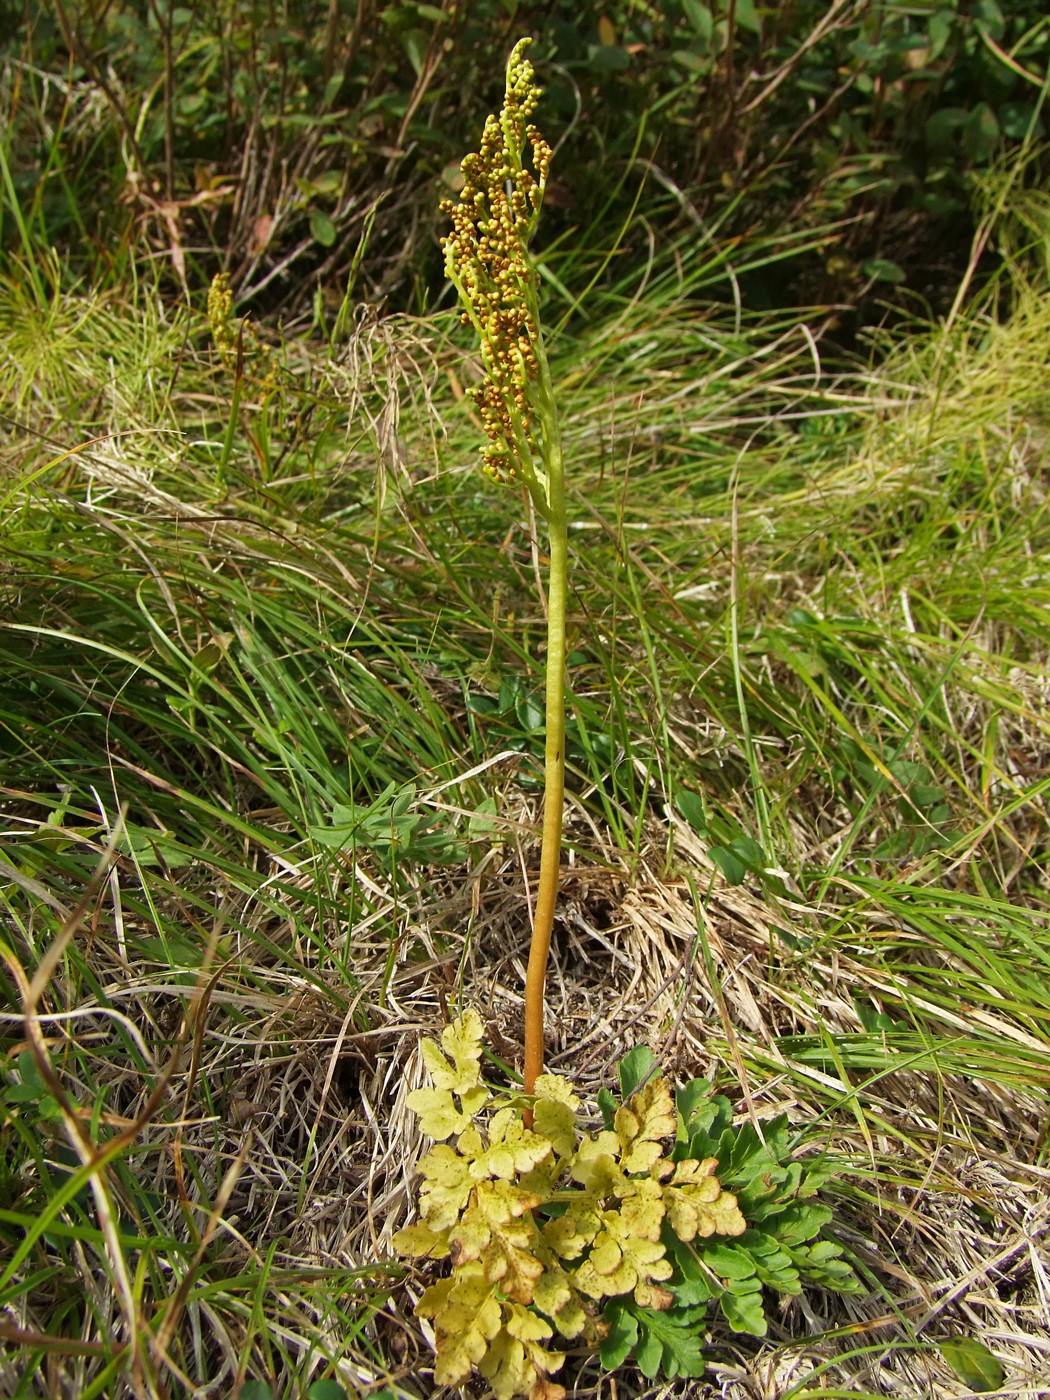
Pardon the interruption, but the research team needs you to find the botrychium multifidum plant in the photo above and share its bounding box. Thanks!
[394,1013,862,1398]
[395,41,862,1397]
[207,271,280,487]
[207,272,279,397]
[439,37,564,1099]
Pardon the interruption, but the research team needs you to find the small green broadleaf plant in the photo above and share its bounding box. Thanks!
[598,1051,865,1379]
[395,1015,863,1396]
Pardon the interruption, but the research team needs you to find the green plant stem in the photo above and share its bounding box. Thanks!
[523,392,566,1098]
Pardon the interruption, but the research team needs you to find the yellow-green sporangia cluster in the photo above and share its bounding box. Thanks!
[440,38,555,497]
[207,272,278,396]
[394,1010,747,1400]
